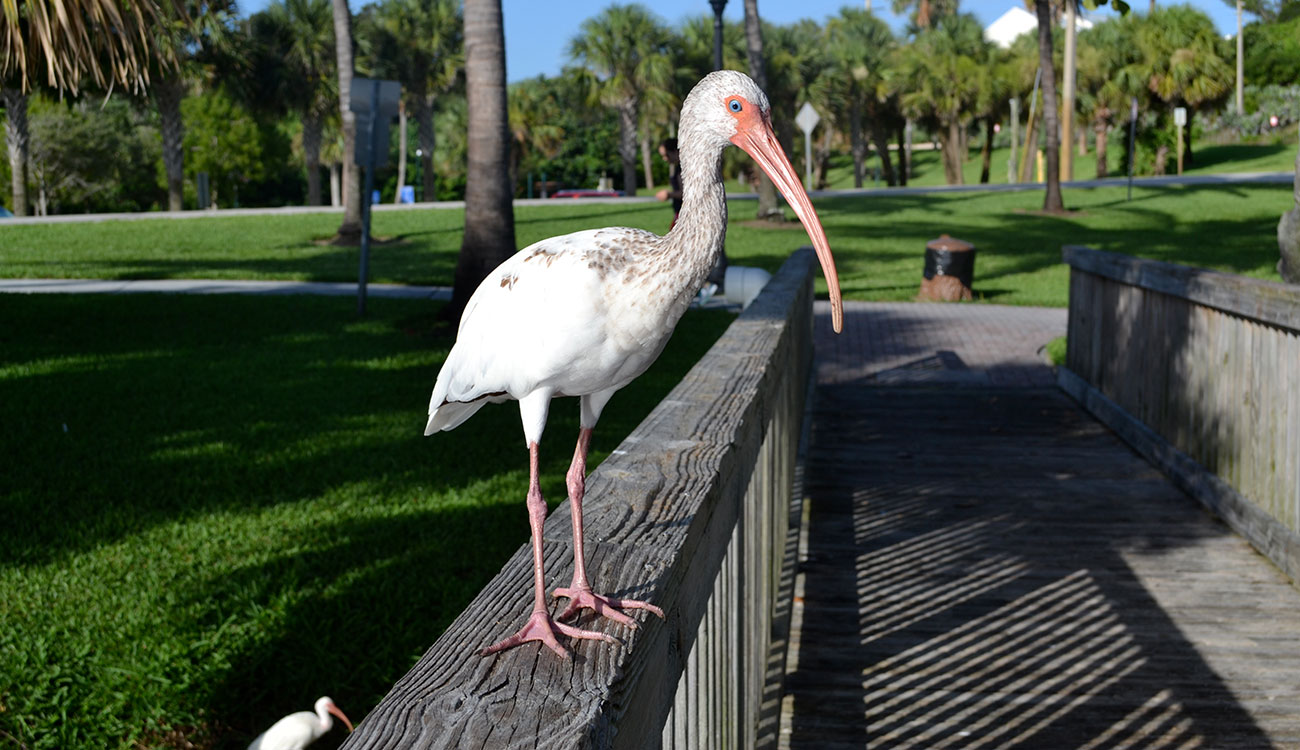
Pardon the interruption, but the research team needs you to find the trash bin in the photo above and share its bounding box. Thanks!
[918,234,975,302]
[399,185,415,204]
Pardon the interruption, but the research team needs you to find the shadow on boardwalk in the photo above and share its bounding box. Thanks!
[781,303,1300,749]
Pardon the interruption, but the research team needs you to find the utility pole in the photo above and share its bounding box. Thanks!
[709,0,727,71]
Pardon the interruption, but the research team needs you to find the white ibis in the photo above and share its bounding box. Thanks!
[425,70,843,658]
[247,696,353,750]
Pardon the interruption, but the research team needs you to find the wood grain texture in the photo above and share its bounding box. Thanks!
[781,386,1300,749]
[1063,245,1300,329]
[1062,247,1300,589]
[341,250,818,749]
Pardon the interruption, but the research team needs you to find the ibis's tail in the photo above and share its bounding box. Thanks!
[424,399,489,436]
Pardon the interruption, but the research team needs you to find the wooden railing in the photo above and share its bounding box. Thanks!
[1059,246,1300,585]
[341,249,817,749]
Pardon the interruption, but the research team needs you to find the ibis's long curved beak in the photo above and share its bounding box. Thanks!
[328,703,355,733]
[732,115,844,333]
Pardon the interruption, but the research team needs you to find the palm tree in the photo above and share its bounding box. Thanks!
[568,3,674,197]
[357,0,462,204]
[1078,17,1140,178]
[249,0,336,206]
[890,14,986,186]
[444,0,515,324]
[1,0,180,94]
[825,8,898,188]
[891,0,959,29]
[3,0,182,215]
[331,0,362,240]
[1128,5,1232,167]
[743,0,782,219]
[147,0,239,212]
[508,75,566,193]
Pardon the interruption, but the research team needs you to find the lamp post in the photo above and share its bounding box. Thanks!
[709,0,727,71]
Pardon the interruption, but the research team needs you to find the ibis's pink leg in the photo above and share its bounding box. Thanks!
[481,442,617,658]
[553,428,666,626]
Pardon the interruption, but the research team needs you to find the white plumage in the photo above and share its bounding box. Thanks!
[247,696,353,750]
[424,71,843,658]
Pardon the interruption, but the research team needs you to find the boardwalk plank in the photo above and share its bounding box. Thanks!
[781,386,1300,750]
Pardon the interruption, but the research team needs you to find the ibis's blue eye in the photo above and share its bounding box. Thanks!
[728,99,742,112]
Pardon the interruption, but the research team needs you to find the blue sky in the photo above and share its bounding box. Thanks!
[237,0,1246,83]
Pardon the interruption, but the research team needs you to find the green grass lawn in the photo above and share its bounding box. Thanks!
[2,180,1292,308]
[806,136,1299,190]
[0,294,733,749]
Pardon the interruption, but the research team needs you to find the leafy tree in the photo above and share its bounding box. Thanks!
[25,94,160,213]
[248,0,336,206]
[568,3,675,196]
[1077,17,1142,177]
[1243,15,1300,86]
[445,0,515,324]
[825,8,898,188]
[890,13,986,185]
[2,0,182,215]
[1126,4,1232,167]
[182,88,267,207]
[356,0,462,204]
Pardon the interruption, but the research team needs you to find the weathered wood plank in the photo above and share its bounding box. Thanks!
[1063,245,1300,330]
[782,386,1300,750]
[1063,248,1300,589]
[342,250,817,749]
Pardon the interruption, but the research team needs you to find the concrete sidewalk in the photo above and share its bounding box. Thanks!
[0,278,453,299]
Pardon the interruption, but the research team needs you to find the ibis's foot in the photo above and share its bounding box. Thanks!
[553,585,666,628]
[479,610,617,658]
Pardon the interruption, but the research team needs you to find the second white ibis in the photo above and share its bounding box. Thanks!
[425,70,843,658]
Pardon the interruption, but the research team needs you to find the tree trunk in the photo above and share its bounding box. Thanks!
[445,0,518,325]
[330,162,341,206]
[868,116,896,187]
[849,98,865,188]
[155,77,186,212]
[896,121,909,187]
[2,88,28,216]
[1035,0,1064,212]
[1278,138,1300,283]
[1061,0,1077,182]
[413,93,436,201]
[814,124,833,190]
[640,132,654,191]
[744,0,781,219]
[332,0,362,240]
[979,116,994,184]
[303,109,324,206]
[395,99,408,203]
[1154,144,1169,176]
[617,98,638,196]
[943,118,964,185]
[1095,114,1109,179]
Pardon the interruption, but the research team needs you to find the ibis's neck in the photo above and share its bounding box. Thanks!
[658,135,728,287]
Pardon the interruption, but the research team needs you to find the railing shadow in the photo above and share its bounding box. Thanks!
[785,386,1277,748]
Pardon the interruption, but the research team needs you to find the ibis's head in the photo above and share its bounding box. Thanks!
[682,70,844,333]
[315,696,354,733]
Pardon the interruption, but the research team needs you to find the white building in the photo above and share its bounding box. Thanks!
[984,6,1094,48]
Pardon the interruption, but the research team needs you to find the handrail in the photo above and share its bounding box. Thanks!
[1060,246,1300,585]
[341,248,818,748]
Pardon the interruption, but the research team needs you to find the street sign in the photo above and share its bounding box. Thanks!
[795,102,821,189]
[349,77,401,316]
[350,78,401,167]
[1174,107,1187,127]
[795,101,820,134]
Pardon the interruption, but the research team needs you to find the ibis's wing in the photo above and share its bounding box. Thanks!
[426,229,641,433]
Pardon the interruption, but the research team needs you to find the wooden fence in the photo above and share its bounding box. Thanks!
[340,249,817,749]
[1059,246,1300,585]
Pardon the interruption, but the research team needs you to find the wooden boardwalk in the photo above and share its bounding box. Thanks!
[780,303,1300,749]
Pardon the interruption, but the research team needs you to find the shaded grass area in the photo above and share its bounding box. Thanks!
[2,180,1291,309]
[0,294,734,749]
